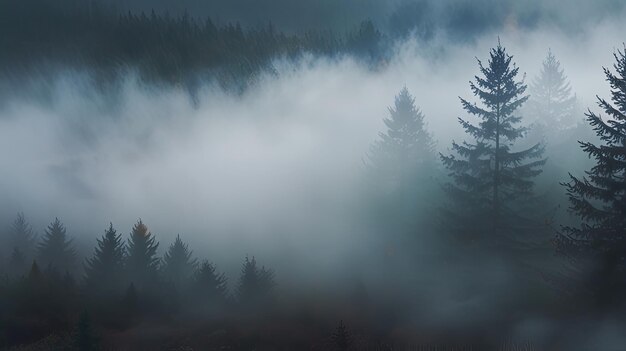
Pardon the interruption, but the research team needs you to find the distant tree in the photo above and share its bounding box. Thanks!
[331,320,352,351]
[37,218,76,274]
[556,48,626,308]
[236,256,275,306]
[189,260,228,315]
[367,87,436,194]
[6,212,37,260]
[528,50,577,132]
[161,234,197,288]
[194,260,227,299]
[441,42,546,248]
[83,223,125,295]
[125,220,159,288]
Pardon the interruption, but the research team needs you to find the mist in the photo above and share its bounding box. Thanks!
[1,1,626,349]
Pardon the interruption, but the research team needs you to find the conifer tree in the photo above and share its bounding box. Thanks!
[441,42,546,247]
[367,87,436,193]
[7,212,36,260]
[37,218,76,274]
[191,260,228,313]
[528,50,577,131]
[125,220,159,288]
[236,256,275,306]
[83,223,125,294]
[161,234,197,288]
[556,48,626,306]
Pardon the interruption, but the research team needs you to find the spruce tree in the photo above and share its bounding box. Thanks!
[37,218,76,274]
[7,212,36,260]
[236,256,275,307]
[125,220,159,288]
[83,223,125,294]
[528,50,577,131]
[441,42,546,248]
[193,260,228,300]
[161,234,197,288]
[556,48,626,307]
[367,87,436,193]
[190,260,228,315]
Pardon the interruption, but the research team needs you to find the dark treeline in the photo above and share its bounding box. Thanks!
[0,0,384,99]
[0,216,277,350]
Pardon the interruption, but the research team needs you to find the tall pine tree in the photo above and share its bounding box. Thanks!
[161,234,197,288]
[83,223,125,295]
[556,48,626,307]
[37,218,76,274]
[441,42,546,248]
[125,219,159,288]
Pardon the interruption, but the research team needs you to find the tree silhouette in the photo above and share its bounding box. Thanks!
[556,48,626,308]
[331,320,352,351]
[83,223,125,295]
[189,260,228,315]
[6,212,37,261]
[528,49,577,131]
[367,87,436,194]
[161,234,197,288]
[236,256,275,307]
[125,220,159,288]
[441,42,546,248]
[37,218,76,274]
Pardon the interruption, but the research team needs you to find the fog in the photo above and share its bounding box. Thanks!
[1,5,625,348]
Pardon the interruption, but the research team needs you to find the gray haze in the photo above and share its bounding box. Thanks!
[0,7,625,346]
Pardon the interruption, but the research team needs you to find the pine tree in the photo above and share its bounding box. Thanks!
[83,223,125,294]
[37,218,76,274]
[7,212,37,260]
[331,320,352,351]
[236,256,275,306]
[191,260,228,313]
[441,42,546,247]
[528,50,577,131]
[125,219,159,288]
[556,48,626,307]
[161,234,197,288]
[367,87,436,193]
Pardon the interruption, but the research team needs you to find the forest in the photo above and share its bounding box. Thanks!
[0,0,625,350]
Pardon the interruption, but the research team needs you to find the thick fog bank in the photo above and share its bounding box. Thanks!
[0,18,623,283]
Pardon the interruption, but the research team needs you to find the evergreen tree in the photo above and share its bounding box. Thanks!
[161,234,197,288]
[83,223,125,294]
[37,218,76,274]
[331,320,352,351]
[441,42,546,248]
[556,48,626,307]
[190,260,228,314]
[528,50,577,131]
[6,212,36,260]
[236,256,275,306]
[125,220,159,288]
[367,87,436,193]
